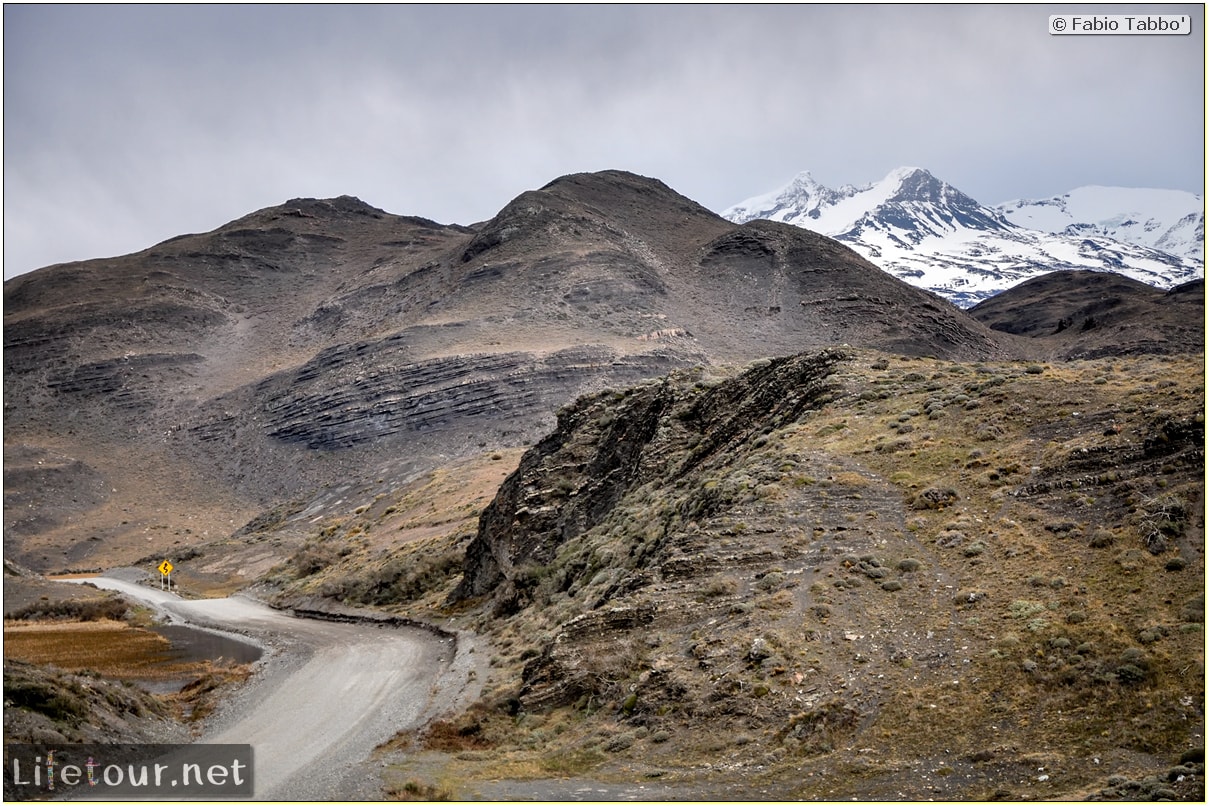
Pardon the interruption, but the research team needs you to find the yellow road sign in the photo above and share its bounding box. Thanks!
[158,560,174,576]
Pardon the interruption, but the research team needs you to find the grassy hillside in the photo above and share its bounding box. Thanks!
[274,348,1204,800]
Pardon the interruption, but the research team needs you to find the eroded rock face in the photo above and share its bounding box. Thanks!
[211,344,695,452]
[450,348,850,607]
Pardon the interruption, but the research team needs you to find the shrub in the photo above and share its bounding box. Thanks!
[702,577,738,597]
[1010,600,1046,619]
[1136,626,1166,644]
[975,424,1001,441]
[755,572,785,592]
[605,733,634,752]
[7,597,128,622]
[290,544,340,578]
[1180,595,1205,623]
[4,679,88,724]
[897,558,922,572]
[391,780,454,801]
[935,530,966,549]
[877,437,912,454]
[912,487,959,510]
[1116,664,1147,684]
[1136,493,1189,554]
[1180,748,1204,765]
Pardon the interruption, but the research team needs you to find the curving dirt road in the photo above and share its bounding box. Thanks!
[73,574,469,799]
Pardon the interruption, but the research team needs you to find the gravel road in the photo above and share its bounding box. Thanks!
[73,574,467,799]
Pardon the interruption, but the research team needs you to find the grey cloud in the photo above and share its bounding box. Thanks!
[4,4,1203,278]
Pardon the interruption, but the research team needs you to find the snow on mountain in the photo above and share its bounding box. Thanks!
[723,168,1204,307]
[997,186,1204,263]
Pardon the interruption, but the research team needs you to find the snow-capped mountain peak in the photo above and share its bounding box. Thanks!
[723,169,839,225]
[997,185,1204,264]
[723,168,1203,307]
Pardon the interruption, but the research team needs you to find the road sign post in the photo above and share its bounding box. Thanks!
[158,560,174,591]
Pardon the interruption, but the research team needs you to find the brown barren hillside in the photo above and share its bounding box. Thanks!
[3,171,1203,800]
[968,270,1205,360]
[277,348,1203,801]
[5,170,1008,578]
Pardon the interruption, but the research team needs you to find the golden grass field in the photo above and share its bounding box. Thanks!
[3,619,210,683]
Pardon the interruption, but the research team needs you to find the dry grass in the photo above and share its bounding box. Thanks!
[5,616,255,729]
[168,663,255,722]
[3,619,209,682]
[386,779,455,801]
[375,349,1204,799]
[273,449,524,611]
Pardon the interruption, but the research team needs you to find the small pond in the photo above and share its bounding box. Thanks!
[138,624,263,694]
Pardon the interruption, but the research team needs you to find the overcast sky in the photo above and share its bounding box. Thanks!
[4,4,1204,278]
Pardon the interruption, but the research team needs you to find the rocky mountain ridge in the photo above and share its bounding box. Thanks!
[5,170,1010,574]
[724,168,1204,306]
[3,168,1204,800]
[999,185,1204,264]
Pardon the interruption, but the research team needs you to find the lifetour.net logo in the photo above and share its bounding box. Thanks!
[4,744,253,799]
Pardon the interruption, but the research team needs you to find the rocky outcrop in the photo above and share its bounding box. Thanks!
[450,348,850,606]
[190,342,699,454]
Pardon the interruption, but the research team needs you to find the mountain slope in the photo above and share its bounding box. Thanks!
[968,271,1205,360]
[4,170,1205,800]
[3,170,1009,576]
[724,169,1204,307]
[998,186,1204,264]
[363,346,1204,800]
